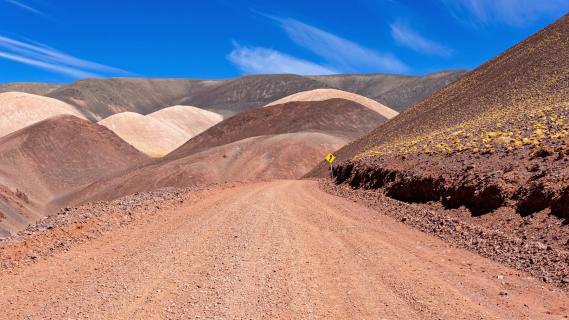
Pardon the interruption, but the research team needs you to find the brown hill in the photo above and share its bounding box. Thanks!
[0,71,464,120]
[0,115,148,235]
[165,98,389,161]
[62,98,385,204]
[311,71,466,112]
[0,82,61,95]
[62,132,347,204]
[176,72,466,116]
[45,78,218,120]
[316,14,569,218]
[179,74,331,117]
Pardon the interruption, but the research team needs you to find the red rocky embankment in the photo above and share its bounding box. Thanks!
[321,175,569,289]
[333,151,569,219]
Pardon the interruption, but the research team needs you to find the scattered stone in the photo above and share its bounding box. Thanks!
[320,178,569,291]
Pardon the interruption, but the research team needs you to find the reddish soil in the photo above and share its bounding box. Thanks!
[58,98,386,205]
[308,15,569,242]
[0,185,38,238]
[332,132,569,218]
[308,13,569,295]
[59,132,347,205]
[0,115,148,235]
[321,179,569,290]
[307,13,569,178]
[1,180,568,319]
[321,14,569,213]
[166,98,388,161]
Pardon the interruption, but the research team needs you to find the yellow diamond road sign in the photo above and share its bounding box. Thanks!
[325,153,336,164]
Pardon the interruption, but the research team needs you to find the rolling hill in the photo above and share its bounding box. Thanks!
[45,78,217,120]
[0,71,464,120]
[98,106,222,157]
[0,115,148,235]
[316,13,569,217]
[264,88,398,119]
[62,97,390,204]
[166,98,392,161]
[60,132,347,204]
[0,92,86,138]
[98,112,189,157]
[310,70,465,112]
[148,105,224,137]
[0,82,61,95]
[179,74,332,117]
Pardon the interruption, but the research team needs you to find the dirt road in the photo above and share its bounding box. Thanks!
[1,180,568,319]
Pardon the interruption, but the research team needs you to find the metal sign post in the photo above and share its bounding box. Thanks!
[325,153,336,176]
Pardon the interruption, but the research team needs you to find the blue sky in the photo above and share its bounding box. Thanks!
[0,0,567,83]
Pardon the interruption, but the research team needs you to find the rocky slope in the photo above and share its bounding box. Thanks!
[314,14,569,222]
[0,115,148,235]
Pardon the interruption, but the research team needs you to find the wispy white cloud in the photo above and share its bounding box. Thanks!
[0,51,98,78]
[441,0,569,27]
[228,42,336,75]
[0,35,131,79]
[262,14,408,73]
[390,22,452,57]
[4,0,51,19]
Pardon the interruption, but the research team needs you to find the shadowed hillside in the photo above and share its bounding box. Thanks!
[0,115,148,235]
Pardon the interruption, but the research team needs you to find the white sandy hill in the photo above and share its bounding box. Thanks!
[265,88,399,119]
[0,92,86,138]
[148,105,223,137]
[98,106,222,157]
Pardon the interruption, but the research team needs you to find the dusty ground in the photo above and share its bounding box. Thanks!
[64,132,346,204]
[1,180,568,319]
[321,179,569,289]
